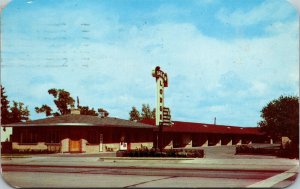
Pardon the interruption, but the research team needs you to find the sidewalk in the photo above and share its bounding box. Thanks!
[2,154,299,172]
[1,145,299,172]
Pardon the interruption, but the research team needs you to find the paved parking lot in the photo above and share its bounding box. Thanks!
[1,145,299,188]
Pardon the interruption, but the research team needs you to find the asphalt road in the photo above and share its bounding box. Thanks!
[2,164,282,179]
[1,163,297,188]
[1,145,298,188]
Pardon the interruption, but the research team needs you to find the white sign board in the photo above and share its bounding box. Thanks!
[119,142,127,150]
[152,66,168,126]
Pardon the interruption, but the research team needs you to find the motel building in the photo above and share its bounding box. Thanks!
[1,67,271,153]
[1,109,269,154]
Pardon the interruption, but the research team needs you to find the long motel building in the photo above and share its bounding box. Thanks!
[1,67,271,153]
[2,111,270,153]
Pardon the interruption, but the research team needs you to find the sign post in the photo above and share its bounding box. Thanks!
[152,66,171,151]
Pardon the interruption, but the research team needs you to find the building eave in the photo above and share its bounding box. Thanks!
[1,123,154,129]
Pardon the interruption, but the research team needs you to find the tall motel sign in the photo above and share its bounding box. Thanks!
[152,66,171,149]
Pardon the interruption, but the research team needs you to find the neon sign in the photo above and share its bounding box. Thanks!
[152,66,171,126]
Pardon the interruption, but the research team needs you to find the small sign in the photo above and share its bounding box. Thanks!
[119,142,127,150]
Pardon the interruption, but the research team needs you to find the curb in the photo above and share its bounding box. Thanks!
[99,157,194,161]
[1,156,32,158]
[1,163,288,173]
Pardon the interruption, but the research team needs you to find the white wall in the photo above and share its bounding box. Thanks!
[1,127,12,142]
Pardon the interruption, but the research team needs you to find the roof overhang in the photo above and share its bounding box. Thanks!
[1,123,154,129]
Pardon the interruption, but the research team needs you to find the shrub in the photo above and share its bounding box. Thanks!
[277,142,299,159]
[235,145,282,156]
[8,148,55,154]
[117,148,204,158]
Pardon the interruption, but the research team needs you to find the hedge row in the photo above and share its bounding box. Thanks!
[7,149,57,154]
[236,144,299,159]
[117,147,204,158]
[276,142,299,159]
[235,145,279,155]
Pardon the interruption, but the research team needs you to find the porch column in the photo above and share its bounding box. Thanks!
[226,139,233,146]
[164,140,173,149]
[186,140,192,148]
[182,134,192,148]
[81,139,87,153]
[236,139,242,145]
[61,138,69,153]
[201,139,208,147]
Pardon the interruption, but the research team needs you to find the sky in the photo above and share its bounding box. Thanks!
[1,0,299,128]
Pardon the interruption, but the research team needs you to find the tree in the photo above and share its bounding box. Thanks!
[151,108,156,120]
[35,89,109,117]
[1,85,30,124]
[129,106,141,121]
[80,106,98,116]
[129,104,155,121]
[48,88,75,115]
[9,101,30,123]
[35,105,53,117]
[1,85,10,124]
[141,104,152,119]
[35,88,75,117]
[258,95,299,144]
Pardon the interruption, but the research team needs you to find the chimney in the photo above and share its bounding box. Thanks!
[214,117,216,125]
[71,108,80,115]
[99,111,105,118]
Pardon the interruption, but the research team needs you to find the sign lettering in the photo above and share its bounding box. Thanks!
[152,66,171,126]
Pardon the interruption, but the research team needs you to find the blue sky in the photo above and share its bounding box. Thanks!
[1,0,299,127]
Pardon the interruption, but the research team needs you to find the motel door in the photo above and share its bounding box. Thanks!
[69,139,81,153]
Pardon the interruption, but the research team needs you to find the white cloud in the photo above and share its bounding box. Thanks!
[250,81,268,95]
[217,1,296,27]
[1,1,298,126]
[264,21,299,36]
[151,4,190,19]
[207,105,227,112]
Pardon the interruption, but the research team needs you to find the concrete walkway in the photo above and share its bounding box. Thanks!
[1,145,299,188]
[2,146,298,172]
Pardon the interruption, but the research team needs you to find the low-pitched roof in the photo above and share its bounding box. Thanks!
[3,116,263,135]
[3,114,154,129]
[140,119,263,135]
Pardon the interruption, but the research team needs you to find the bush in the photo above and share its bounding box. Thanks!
[235,143,299,159]
[9,149,55,154]
[236,145,281,156]
[117,148,204,158]
[277,142,299,159]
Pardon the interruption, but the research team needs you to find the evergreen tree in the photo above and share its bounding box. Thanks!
[10,101,30,123]
[1,85,30,124]
[141,104,152,119]
[151,108,156,119]
[1,85,10,124]
[129,106,141,121]
[129,104,155,121]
